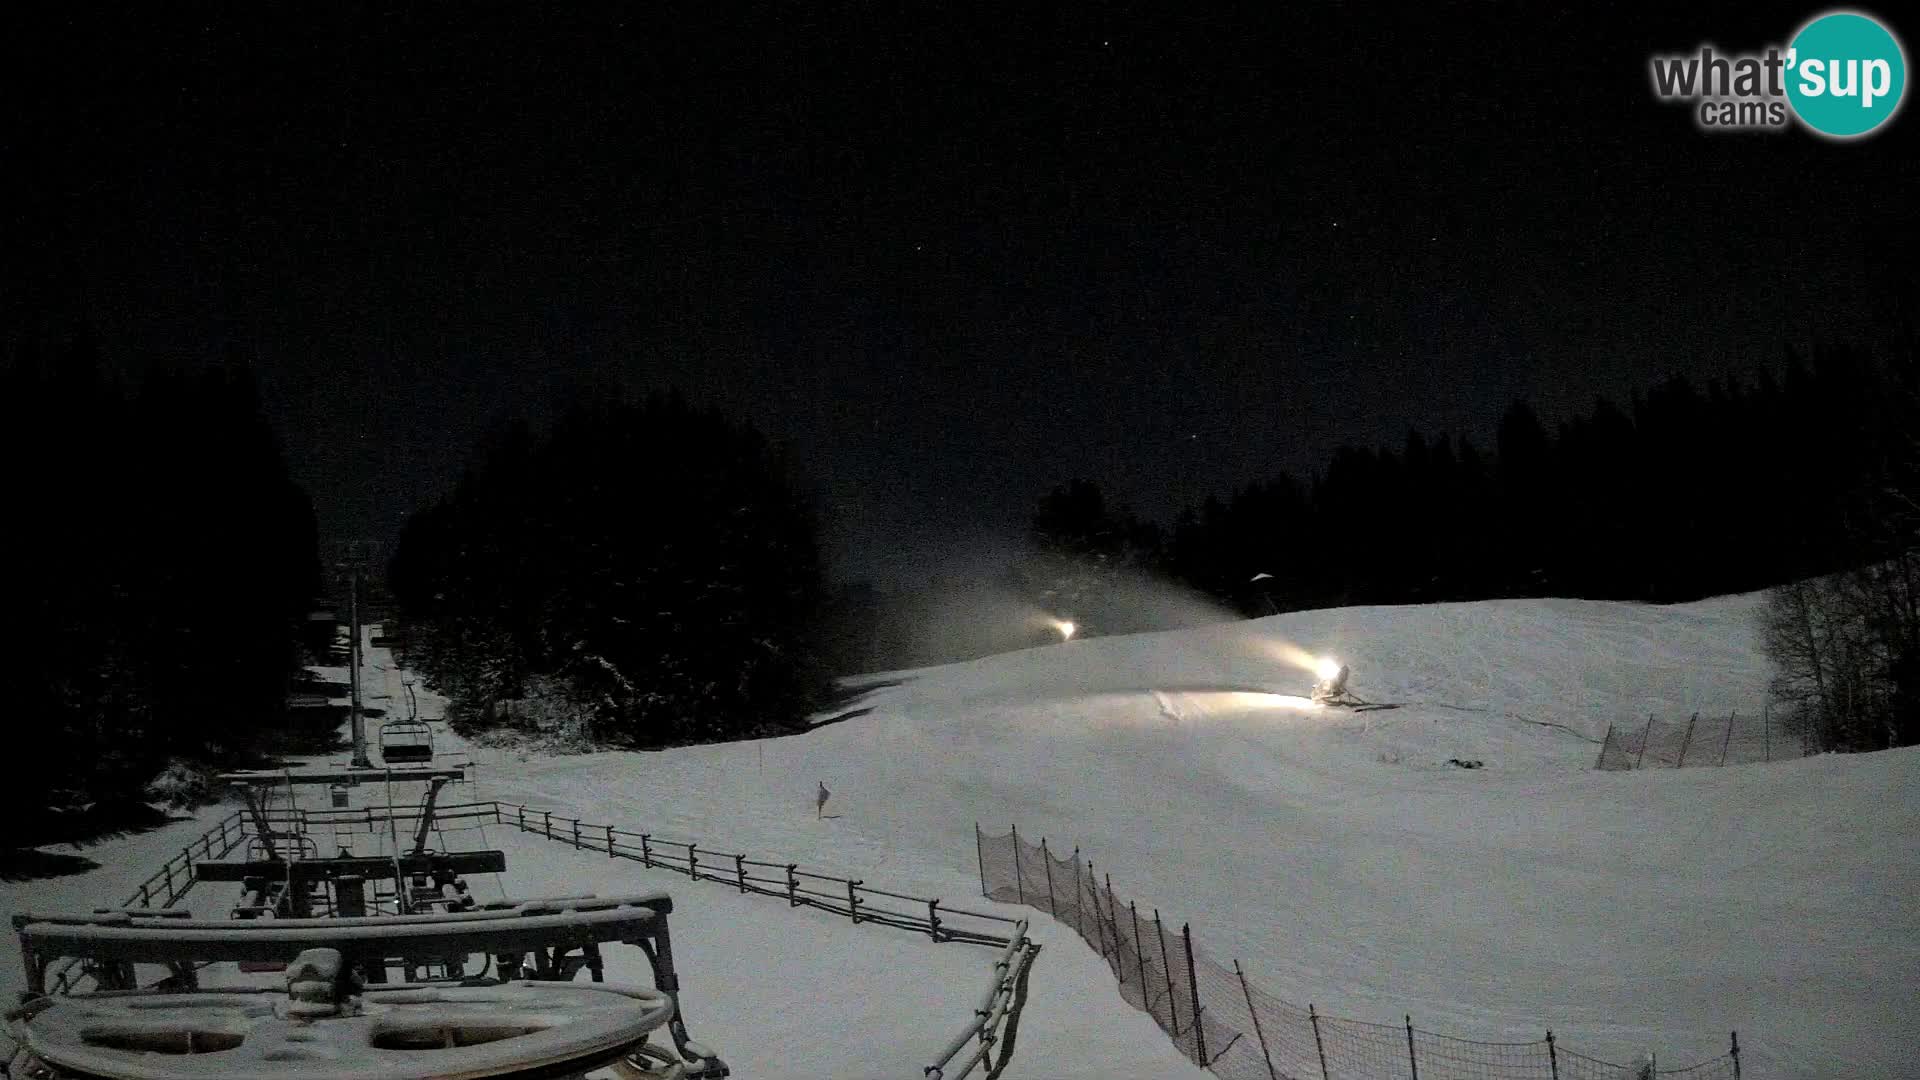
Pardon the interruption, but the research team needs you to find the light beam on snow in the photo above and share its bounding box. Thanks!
[1262,638,1327,673]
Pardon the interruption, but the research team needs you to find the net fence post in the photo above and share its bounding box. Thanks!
[1011,824,1025,907]
[1154,910,1179,1039]
[1405,1015,1420,1080]
[1090,861,1111,962]
[606,824,615,858]
[975,823,987,897]
[1072,847,1085,936]
[1310,1003,1330,1080]
[1041,837,1058,915]
[1236,960,1279,1080]
[1677,712,1698,767]
[735,853,747,893]
[1720,710,1737,766]
[1130,899,1147,993]
[1635,714,1654,768]
[1730,1031,1741,1079]
[1183,923,1207,1063]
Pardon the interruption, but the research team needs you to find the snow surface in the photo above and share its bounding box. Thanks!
[459,594,1920,1078]
[7,593,1917,1078]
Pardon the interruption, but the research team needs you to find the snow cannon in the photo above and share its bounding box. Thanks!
[1310,658,1355,706]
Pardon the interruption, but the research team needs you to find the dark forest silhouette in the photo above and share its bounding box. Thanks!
[389,392,831,749]
[1008,346,1920,751]
[1018,349,1911,616]
[3,340,320,842]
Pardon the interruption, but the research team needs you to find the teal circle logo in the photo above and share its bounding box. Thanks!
[1786,11,1907,138]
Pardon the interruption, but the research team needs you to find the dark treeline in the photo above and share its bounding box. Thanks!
[2,342,320,836]
[389,392,830,749]
[1013,346,1920,751]
[1034,350,1906,618]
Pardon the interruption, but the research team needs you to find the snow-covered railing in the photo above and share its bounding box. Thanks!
[212,799,1024,949]
[39,811,250,995]
[126,811,248,910]
[978,825,1746,1080]
[923,919,1039,1080]
[490,801,1023,948]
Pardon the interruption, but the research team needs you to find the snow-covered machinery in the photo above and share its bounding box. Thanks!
[211,766,486,922]
[7,895,729,1079]
[1308,659,1400,712]
[1310,660,1356,706]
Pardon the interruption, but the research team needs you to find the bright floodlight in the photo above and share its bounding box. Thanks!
[1052,619,1077,641]
[1315,656,1342,680]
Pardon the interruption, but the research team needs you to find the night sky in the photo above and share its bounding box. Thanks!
[10,3,1916,584]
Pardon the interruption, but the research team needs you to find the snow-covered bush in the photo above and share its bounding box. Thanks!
[145,759,215,809]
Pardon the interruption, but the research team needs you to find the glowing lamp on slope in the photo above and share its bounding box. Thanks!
[1051,619,1077,642]
[1310,659,1352,705]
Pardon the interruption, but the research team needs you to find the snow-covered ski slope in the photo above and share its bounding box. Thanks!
[6,594,1915,1077]
[486,593,1918,1078]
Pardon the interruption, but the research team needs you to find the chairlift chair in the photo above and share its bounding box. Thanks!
[377,718,434,765]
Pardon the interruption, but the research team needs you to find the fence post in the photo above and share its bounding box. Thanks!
[1072,847,1084,935]
[163,862,174,903]
[928,899,942,942]
[1041,838,1058,916]
[606,825,615,858]
[1089,862,1110,961]
[1235,961,1279,1080]
[1677,712,1698,766]
[572,819,581,850]
[1406,1015,1420,1080]
[735,854,747,893]
[1309,1004,1330,1080]
[975,823,987,898]
[1129,901,1147,993]
[1635,714,1654,768]
[517,805,525,831]
[786,864,799,906]
[1720,710,1737,766]
[687,844,698,881]
[1547,1030,1559,1080]
[1154,911,1179,1037]
[1010,824,1024,906]
[640,834,652,868]
[139,883,151,908]
[543,811,552,841]
[1730,1031,1741,1079]
[848,880,862,925]
[1183,924,1207,1063]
